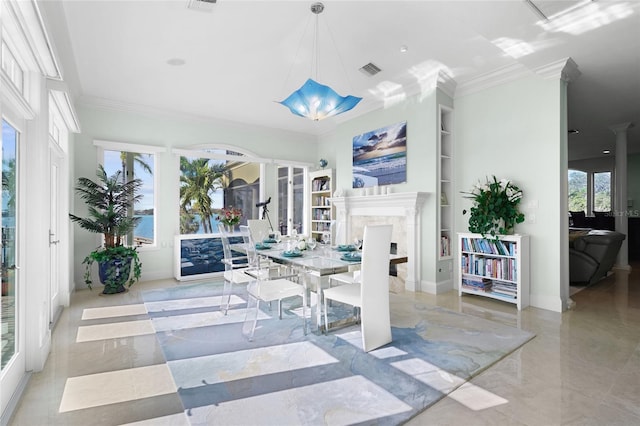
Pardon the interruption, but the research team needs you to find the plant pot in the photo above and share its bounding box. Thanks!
[98,257,133,294]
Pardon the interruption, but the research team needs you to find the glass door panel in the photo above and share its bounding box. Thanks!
[1,119,18,371]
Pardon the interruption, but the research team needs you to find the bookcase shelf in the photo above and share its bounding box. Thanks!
[309,169,335,243]
[438,105,454,259]
[458,232,530,310]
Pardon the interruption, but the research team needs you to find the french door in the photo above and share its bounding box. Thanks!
[1,117,24,415]
[49,145,63,324]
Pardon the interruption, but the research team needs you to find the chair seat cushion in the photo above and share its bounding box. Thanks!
[248,279,303,302]
[323,283,361,307]
[329,271,361,284]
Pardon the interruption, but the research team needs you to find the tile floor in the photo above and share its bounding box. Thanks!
[7,264,640,425]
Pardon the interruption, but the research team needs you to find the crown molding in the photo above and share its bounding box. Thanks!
[534,57,581,82]
[76,94,318,140]
[436,70,457,99]
[455,63,532,98]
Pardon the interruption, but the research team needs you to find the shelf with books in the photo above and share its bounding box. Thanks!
[458,232,529,310]
[309,169,335,243]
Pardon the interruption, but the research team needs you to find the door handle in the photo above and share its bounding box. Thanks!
[49,230,60,246]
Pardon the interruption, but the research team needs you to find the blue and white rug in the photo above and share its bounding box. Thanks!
[142,281,534,425]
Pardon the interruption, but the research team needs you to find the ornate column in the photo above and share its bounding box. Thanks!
[610,122,633,270]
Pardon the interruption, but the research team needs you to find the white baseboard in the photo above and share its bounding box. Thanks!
[420,278,453,294]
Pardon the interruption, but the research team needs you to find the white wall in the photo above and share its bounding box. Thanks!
[71,76,571,311]
[71,105,317,289]
[317,89,448,293]
[454,74,568,312]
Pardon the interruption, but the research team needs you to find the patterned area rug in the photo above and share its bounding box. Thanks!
[142,281,534,425]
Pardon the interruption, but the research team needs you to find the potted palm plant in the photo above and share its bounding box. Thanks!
[69,165,143,294]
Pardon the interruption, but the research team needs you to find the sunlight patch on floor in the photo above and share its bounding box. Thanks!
[76,319,155,342]
[81,304,148,320]
[447,381,509,410]
[59,364,177,412]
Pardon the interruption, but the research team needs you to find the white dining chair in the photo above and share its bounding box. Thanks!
[247,219,272,243]
[322,224,393,352]
[218,223,255,315]
[240,225,307,340]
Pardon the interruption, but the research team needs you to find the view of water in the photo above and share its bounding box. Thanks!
[134,215,222,240]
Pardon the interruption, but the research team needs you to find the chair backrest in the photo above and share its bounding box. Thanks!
[247,219,271,243]
[359,224,393,350]
[239,225,260,268]
[330,220,346,245]
[218,222,234,271]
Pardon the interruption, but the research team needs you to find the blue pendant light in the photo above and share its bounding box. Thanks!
[279,2,361,121]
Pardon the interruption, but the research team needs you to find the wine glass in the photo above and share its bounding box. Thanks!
[275,231,282,245]
[307,237,317,251]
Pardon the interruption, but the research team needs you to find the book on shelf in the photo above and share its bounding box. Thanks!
[461,276,492,292]
[312,178,330,192]
[461,237,518,256]
[440,235,450,257]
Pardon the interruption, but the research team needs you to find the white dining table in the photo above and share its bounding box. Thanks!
[233,242,407,332]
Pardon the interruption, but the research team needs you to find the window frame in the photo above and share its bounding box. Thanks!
[94,139,166,250]
[173,146,313,236]
[568,168,615,215]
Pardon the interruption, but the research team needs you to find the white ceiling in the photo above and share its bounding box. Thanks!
[46,0,640,160]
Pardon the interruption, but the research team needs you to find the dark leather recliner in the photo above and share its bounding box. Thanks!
[570,230,625,284]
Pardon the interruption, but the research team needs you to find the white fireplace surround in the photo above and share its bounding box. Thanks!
[330,192,429,292]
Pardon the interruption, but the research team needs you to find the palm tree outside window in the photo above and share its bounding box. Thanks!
[103,150,155,245]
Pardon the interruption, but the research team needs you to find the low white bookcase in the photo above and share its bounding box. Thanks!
[458,232,530,310]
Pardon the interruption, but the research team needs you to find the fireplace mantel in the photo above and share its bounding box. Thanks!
[330,192,429,292]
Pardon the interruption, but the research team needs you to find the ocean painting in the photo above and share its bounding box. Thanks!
[352,121,407,188]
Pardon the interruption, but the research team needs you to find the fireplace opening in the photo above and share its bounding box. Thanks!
[390,242,397,277]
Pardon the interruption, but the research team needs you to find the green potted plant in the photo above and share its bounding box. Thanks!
[69,165,143,294]
[463,175,525,238]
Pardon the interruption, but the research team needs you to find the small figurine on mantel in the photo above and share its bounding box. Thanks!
[319,158,328,169]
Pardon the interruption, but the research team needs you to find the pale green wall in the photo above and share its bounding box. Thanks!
[317,89,448,293]
[454,75,568,311]
[71,105,317,288]
[72,76,569,312]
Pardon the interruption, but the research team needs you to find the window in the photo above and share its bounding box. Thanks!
[179,149,261,234]
[277,166,305,236]
[95,140,162,248]
[568,169,587,212]
[593,171,611,212]
[1,42,24,95]
[568,169,613,215]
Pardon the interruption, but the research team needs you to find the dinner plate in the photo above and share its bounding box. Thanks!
[336,244,356,251]
[341,253,362,262]
[255,243,271,250]
[263,238,277,244]
[282,250,303,258]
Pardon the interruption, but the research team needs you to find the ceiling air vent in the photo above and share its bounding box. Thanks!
[359,62,382,77]
[187,0,216,12]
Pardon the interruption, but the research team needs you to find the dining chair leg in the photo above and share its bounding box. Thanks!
[222,280,233,315]
[242,295,259,341]
[323,295,329,334]
[302,292,307,335]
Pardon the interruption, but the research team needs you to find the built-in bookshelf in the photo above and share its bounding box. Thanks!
[438,105,453,259]
[309,169,334,243]
[458,232,530,310]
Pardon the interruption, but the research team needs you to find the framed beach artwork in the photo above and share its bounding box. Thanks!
[352,121,407,188]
